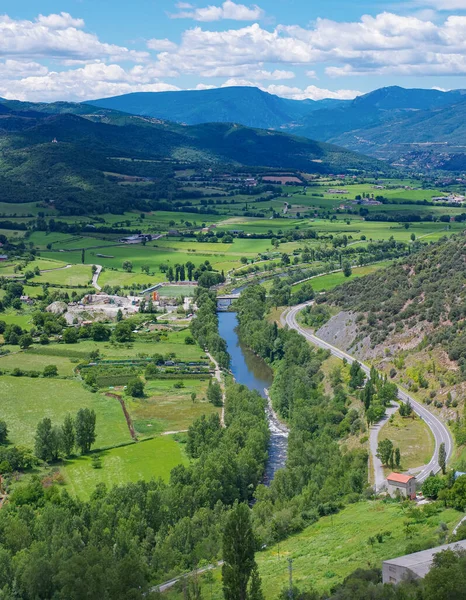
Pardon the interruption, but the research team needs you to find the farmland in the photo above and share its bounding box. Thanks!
[2,173,466,521]
[62,436,188,500]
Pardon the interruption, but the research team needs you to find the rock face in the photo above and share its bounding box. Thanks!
[316,311,359,353]
[46,301,68,315]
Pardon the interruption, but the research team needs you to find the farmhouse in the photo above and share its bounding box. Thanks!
[386,472,416,499]
[382,540,466,584]
[0,255,8,262]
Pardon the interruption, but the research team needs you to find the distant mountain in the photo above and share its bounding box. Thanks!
[0,102,383,214]
[86,85,466,167]
[86,86,346,129]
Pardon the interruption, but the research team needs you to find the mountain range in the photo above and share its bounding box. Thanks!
[88,86,466,167]
[0,97,382,214]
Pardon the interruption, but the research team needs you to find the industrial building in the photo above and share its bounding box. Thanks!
[382,540,466,584]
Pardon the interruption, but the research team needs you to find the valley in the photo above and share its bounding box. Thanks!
[2,89,466,599]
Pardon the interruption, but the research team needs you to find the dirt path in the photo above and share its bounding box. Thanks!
[106,393,137,440]
[40,264,73,273]
[206,351,226,427]
[91,264,102,291]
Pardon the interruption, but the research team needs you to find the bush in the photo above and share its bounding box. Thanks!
[43,365,58,378]
[126,378,145,398]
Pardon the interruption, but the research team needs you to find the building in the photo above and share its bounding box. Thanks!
[119,234,152,244]
[0,255,8,262]
[386,472,416,499]
[382,540,466,584]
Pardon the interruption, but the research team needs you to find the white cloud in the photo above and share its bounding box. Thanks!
[0,62,180,102]
[147,38,178,51]
[36,12,85,29]
[220,79,361,100]
[0,14,148,62]
[170,0,264,21]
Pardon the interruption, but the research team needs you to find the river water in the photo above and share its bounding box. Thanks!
[217,311,288,484]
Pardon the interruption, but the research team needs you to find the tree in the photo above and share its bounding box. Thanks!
[281,253,290,266]
[439,442,447,474]
[248,566,264,600]
[122,260,133,272]
[34,418,60,462]
[61,414,75,457]
[395,447,401,469]
[19,333,33,349]
[63,328,79,344]
[0,420,8,445]
[207,380,223,407]
[43,364,58,378]
[75,408,96,454]
[422,475,445,499]
[113,321,133,343]
[376,439,394,467]
[343,261,352,277]
[222,503,258,600]
[191,392,197,403]
[116,309,123,322]
[126,378,145,398]
[91,323,111,342]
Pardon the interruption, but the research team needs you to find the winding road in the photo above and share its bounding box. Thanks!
[281,302,453,491]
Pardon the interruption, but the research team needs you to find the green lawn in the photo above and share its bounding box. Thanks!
[127,378,217,435]
[61,436,188,499]
[0,376,131,448]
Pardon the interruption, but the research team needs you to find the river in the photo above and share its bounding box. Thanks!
[217,311,288,484]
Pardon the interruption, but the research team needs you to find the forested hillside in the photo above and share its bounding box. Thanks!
[0,101,382,214]
[318,234,466,448]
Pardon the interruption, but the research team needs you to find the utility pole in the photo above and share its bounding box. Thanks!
[288,558,293,600]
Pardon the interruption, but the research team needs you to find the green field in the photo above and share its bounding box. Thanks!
[61,436,188,500]
[292,261,392,293]
[164,501,462,599]
[127,377,217,435]
[380,412,435,472]
[0,376,131,448]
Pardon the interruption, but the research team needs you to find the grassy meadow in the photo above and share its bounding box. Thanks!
[61,436,188,500]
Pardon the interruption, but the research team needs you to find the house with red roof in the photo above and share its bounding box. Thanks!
[387,472,416,499]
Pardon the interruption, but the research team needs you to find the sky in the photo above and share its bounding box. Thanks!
[3,0,466,102]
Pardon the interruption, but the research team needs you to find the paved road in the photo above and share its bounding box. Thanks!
[282,302,453,489]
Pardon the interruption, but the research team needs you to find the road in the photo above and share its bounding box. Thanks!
[282,302,453,490]
[148,561,223,594]
[91,264,102,291]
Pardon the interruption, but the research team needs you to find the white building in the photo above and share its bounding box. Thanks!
[383,541,466,584]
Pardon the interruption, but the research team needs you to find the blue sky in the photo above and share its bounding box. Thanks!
[3,0,466,102]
